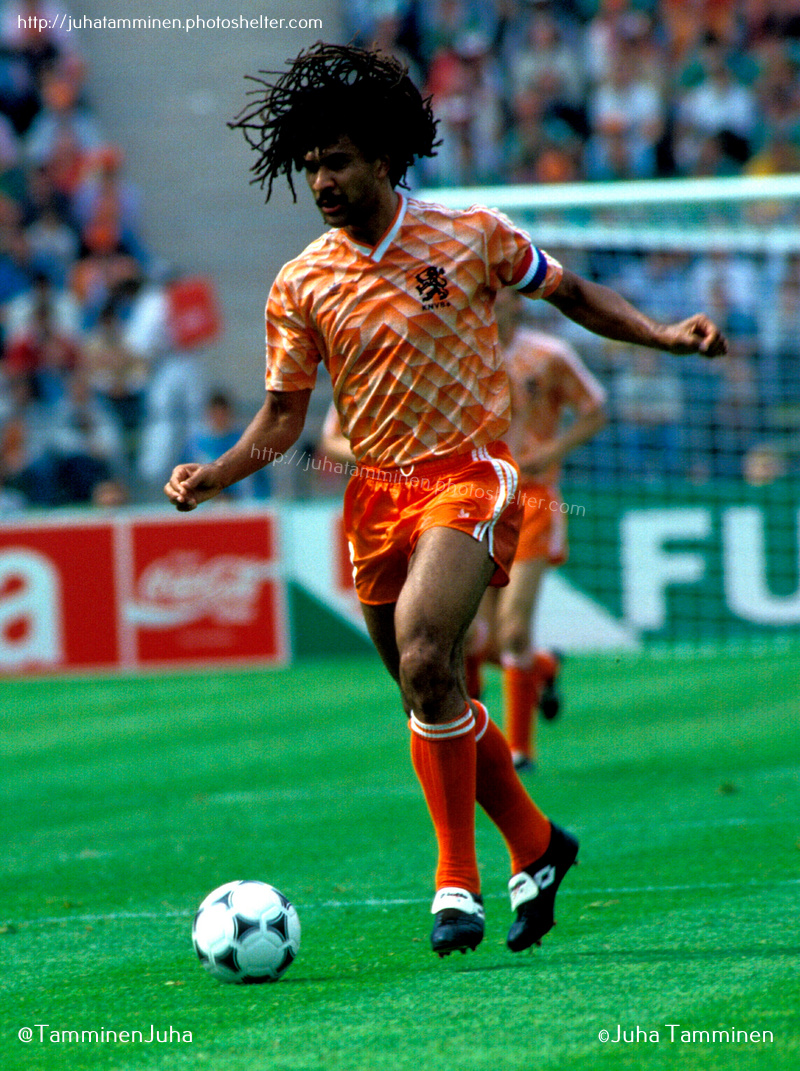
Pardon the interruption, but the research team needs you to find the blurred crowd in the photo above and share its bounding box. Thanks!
[0,1,258,514]
[344,0,800,186]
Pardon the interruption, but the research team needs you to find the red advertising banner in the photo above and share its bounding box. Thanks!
[0,522,119,671]
[0,510,287,674]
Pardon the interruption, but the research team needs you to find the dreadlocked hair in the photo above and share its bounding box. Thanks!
[228,41,440,201]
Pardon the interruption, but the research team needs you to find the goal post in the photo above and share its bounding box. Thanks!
[416,175,800,652]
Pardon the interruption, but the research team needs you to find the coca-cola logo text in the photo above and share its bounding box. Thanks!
[128,552,275,627]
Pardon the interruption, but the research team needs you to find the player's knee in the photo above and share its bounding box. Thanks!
[498,620,529,658]
[398,635,454,720]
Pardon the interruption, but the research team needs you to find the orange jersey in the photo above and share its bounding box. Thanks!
[503,328,606,487]
[265,194,562,469]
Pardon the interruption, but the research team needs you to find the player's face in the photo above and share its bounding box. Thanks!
[303,136,388,231]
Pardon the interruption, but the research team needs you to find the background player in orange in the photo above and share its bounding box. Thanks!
[164,43,727,959]
[465,289,607,772]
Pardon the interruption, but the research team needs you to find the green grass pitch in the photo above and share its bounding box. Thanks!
[2,648,799,1071]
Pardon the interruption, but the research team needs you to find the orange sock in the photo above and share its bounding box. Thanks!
[502,659,540,762]
[533,649,559,684]
[409,706,480,894]
[473,700,550,874]
[464,652,483,699]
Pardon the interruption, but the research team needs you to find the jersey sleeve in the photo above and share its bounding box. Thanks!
[264,270,321,393]
[479,206,563,299]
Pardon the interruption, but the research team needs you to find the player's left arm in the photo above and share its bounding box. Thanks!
[543,267,728,358]
[520,350,608,477]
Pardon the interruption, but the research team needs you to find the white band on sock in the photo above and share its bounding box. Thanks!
[409,706,475,740]
[471,700,490,741]
[500,650,535,671]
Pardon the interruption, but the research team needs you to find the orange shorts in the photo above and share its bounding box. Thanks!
[515,481,568,565]
[343,443,523,605]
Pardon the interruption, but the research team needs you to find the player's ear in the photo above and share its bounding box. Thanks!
[374,154,391,181]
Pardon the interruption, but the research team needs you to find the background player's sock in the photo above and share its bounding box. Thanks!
[533,649,559,684]
[501,654,540,765]
[473,700,551,874]
[409,706,480,894]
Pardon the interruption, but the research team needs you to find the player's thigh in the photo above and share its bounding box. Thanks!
[495,558,550,649]
[395,526,495,656]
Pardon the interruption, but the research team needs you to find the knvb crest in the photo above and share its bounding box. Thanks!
[415,265,450,307]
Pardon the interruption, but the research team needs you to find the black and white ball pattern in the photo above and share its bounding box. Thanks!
[192,880,301,983]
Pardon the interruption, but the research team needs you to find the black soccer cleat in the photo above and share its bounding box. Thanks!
[539,651,563,721]
[430,888,485,958]
[506,823,579,952]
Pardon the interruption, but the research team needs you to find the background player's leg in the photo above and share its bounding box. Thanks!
[495,557,549,767]
[464,586,499,700]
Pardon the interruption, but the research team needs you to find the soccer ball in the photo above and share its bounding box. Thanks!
[192,880,301,983]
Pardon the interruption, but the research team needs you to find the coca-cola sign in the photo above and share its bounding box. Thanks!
[128,551,276,627]
[129,514,286,666]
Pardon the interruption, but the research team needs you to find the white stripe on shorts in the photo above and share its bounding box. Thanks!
[470,446,518,557]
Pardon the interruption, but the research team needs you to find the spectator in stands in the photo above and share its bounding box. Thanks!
[0,110,21,176]
[0,370,58,504]
[0,469,26,512]
[509,9,584,109]
[504,79,583,185]
[25,67,103,170]
[18,161,74,231]
[612,251,694,327]
[185,390,268,500]
[711,347,762,479]
[423,31,503,185]
[113,270,207,486]
[585,40,665,179]
[0,33,40,136]
[675,40,759,175]
[48,370,126,503]
[5,269,80,341]
[584,0,654,84]
[3,278,79,401]
[743,442,786,486]
[661,0,739,65]
[615,347,685,480]
[90,475,130,507]
[80,296,147,450]
[0,207,33,307]
[24,203,79,285]
[687,248,761,342]
[415,0,493,68]
[745,48,800,176]
[72,145,147,264]
[0,0,75,77]
[742,0,800,47]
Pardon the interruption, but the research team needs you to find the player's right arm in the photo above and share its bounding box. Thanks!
[164,388,311,511]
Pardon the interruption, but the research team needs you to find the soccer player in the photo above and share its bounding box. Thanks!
[465,289,608,771]
[164,43,727,958]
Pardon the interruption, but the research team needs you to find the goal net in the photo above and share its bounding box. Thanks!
[419,175,800,652]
